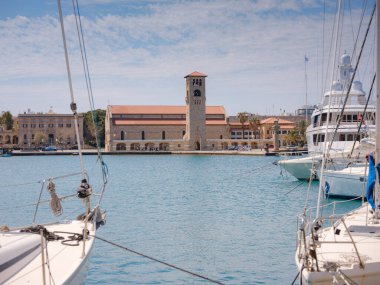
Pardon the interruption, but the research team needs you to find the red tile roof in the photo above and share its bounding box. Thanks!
[260,117,295,125]
[184,71,207,78]
[110,105,225,115]
[114,119,227,126]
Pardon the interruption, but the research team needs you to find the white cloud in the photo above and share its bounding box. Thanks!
[0,0,375,116]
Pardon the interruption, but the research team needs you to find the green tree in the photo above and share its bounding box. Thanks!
[296,120,308,146]
[249,115,261,139]
[237,112,248,139]
[34,132,46,146]
[1,111,13,130]
[284,129,301,146]
[83,109,106,148]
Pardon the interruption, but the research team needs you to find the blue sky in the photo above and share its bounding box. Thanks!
[0,0,376,116]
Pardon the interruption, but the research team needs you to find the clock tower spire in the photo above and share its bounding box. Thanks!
[184,71,207,150]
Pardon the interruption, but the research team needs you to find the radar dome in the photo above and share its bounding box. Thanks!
[352,81,363,91]
[341,53,351,65]
[331,81,342,91]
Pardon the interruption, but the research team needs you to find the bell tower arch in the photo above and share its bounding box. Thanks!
[184,71,207,150]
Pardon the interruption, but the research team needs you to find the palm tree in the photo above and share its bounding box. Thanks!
[237,112,248,139]
[249,115,261,139]
[284,129,300,146]
[296,120,308,146]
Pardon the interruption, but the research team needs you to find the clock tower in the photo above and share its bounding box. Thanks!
[184,71,207,150]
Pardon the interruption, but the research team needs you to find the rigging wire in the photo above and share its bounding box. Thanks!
[90,235,226,285]
[71,0,109,206]
[327,3,376,154]
[349,73,376,156]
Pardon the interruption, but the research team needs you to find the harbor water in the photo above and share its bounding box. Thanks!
[0,155,361,284]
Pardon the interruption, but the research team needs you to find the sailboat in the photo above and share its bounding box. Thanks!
[0,1,107,284]
[295,0,380,283]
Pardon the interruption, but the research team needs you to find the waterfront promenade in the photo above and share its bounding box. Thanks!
[10,149,284,156]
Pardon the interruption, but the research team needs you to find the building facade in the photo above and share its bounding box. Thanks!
[18,111,84,149]
[105,72,300,151]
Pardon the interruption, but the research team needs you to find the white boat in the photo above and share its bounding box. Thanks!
[295,0,380,283]
[0,1,108,284]
[322,164,368,199]
[278,138,372,180]
[306,53,375,154]
[279,44,375,181]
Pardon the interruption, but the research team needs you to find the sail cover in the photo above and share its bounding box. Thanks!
[366,153,379,209]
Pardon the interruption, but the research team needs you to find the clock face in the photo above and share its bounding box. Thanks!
[193,89,201,97]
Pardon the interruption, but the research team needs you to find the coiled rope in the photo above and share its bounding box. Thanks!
[47,181,62,216]
[91,235,225,285]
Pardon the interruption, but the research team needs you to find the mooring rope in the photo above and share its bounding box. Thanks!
[47,181,62,216]
[91,235,226,285]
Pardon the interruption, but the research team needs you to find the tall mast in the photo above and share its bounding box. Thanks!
[375,0,380,215]
[57,0,86,179]
[304,54,308,122]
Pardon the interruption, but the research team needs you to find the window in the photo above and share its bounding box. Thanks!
[31,124,36,128]
[24,134,27,140]
[347,134,354,141]
[48,124,54,128]
[58,124,64,128]
[32,134,35,140]
[142,131,145,140]
[162,131,166,140]
[220,135,223,139]
[121,131,125,140]
[182,130,186,136]
[66,124,71,128]
[39,124,44,128]
[23,124,28,128]
[339,134,345,141]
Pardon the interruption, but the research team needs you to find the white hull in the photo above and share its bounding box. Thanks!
[296,204,380,285]
[322,165,367,198]
[2,220,96,285]
[278,155,321,180]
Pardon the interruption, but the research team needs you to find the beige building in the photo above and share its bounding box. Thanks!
[18,111,84,149]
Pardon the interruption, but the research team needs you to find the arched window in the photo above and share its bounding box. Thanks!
[162,131,166,140]
[192,79,195,85]
[220,135,223,139]
[196,79,199,85]
[120,131,125,140]
[182,130,186,136]
[142,131,145,140]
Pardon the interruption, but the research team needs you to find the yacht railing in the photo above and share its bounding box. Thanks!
[296,198,365,271]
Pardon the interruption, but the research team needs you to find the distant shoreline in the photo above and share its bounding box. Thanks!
[8,149,307,156]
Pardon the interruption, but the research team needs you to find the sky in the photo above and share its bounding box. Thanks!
[0,0,376,116]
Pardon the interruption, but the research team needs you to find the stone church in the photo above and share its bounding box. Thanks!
[105,72,231,151]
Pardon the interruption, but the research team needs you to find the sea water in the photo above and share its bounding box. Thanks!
[0,155,360,284]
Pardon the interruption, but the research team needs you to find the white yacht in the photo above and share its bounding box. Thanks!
[278,53,375,180]
[306,53,375,154]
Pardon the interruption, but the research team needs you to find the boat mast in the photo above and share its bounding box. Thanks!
[316,0,342,218]
[375,0,380,215]
[57,0,85,179]
[304,54,308,122]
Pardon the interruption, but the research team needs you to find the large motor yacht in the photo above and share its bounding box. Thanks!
[278,53,375,180]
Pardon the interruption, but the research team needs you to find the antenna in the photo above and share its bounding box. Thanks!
[304,54,309,122]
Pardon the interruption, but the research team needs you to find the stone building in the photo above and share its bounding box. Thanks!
[105,72,233,151]
[105,72,301,152]
[18,110,83,149]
